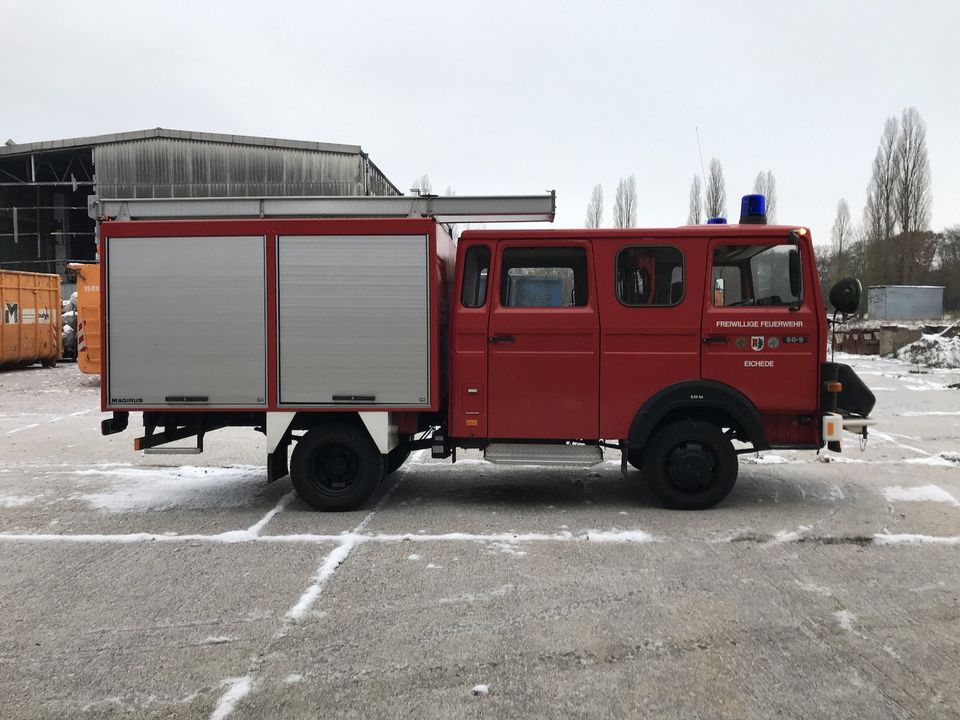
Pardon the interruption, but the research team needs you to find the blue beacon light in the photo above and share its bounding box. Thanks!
[739,194,767,225]
[706,217,728,225]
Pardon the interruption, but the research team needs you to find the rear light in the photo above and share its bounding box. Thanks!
[825,381,843,393]
[822,413,842,442]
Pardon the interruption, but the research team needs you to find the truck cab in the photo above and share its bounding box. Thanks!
[445,220,872,508]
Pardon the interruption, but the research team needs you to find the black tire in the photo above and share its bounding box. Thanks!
[627,449,642,471]
[643,420,738,510]
[386,447,411,474]
[290,423,384,511]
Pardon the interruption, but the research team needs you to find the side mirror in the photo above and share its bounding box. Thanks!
[829,277,862,315]
[788,248,802,299]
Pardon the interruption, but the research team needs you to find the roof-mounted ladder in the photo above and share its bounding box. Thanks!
[89,192,556,224]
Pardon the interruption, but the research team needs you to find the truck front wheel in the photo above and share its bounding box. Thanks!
[644,420,737,510]
[290,424,385,511]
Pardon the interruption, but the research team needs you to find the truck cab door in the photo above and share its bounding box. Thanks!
[702,237,818,414]
[486,241,600,439]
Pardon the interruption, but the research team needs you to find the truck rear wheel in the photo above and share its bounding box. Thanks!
[386,447,411,474]
[644,420,737,510]
[290,423,384,511]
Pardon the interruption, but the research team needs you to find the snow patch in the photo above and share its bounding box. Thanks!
[897,333,960,369]
[796,581,832,597]
[834,610,856,631]
[71,465,268,511]
[583,529,656,543]
[883,485,960,506]
[746,454,792,465]
[201,636,234,645]
[406,554,421,561]
[472,684,490,696]
[817,455,864,464]
[487,541,527,556]
[439,584,514,605]
[283,674,303,685]
[0,495,37,508]
[904,453,960,468]
[772,526,810,543]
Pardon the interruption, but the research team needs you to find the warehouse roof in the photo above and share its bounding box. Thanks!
[0,128,363,158]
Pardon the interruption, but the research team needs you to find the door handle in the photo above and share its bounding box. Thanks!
[489,334,516,344]
[702,336,728,345]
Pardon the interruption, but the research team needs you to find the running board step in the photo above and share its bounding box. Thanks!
[484,443,603,467]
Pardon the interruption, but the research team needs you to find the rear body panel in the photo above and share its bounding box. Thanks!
[100,218,451,414]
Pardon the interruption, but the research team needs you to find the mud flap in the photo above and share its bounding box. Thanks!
[267,438,290,483]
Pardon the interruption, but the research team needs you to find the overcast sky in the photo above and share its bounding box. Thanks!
[3,0,958,243]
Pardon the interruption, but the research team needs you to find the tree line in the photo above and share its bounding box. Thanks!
[586,160,777,230]
[819,107,958,312]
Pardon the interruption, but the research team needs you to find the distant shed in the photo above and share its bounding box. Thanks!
[867,285,944,321]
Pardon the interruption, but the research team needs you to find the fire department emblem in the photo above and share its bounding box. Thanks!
[767,337,780,350]
[735,336,747,349]
[750,336,765,352]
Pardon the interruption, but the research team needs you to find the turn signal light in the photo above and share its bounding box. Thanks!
[825,382,843,393]
[465,419,479,427]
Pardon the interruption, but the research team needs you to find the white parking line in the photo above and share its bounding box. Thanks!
[1,528,956,547]
[209,451,425,720]
[4,409,93,436]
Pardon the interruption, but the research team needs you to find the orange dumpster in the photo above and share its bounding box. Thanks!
[0,270,61,369]
[67,263,101,374]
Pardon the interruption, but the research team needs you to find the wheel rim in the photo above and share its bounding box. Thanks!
[310,443,362,497]
[665,441,716,492]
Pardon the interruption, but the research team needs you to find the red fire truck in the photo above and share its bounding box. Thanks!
[94,193,874,511]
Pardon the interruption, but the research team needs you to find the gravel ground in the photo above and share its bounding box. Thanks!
[1,355,958,719]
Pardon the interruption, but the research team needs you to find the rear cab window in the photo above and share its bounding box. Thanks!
[616,246,684,306]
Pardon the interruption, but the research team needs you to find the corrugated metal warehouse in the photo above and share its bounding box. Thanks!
[0,128,399,293]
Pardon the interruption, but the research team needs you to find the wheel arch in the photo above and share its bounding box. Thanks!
[290,411,397,454]
[628,381,770,451]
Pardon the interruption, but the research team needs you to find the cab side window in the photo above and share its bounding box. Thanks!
[616,246,684,306]
[712,244,802,307]
[461,246,490,308]
[500,247,588,307]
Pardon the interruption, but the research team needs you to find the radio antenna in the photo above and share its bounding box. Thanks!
[695,126,707,187]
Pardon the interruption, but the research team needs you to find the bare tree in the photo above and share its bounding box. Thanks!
[687,175,703,225]
[704,158,726,220]
[612,175,638,228]
[585,183,604,228]
[410,174,432,195]
[752,170,777,222]
[864,117,900,243]
[831,199,852,277]
[894,106,931,234]
[814,245,832,306]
